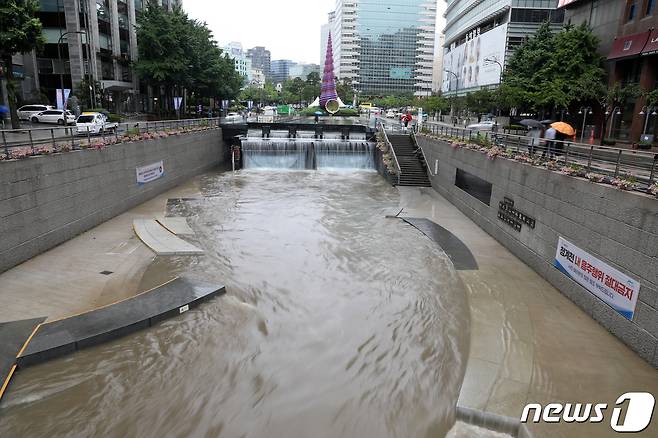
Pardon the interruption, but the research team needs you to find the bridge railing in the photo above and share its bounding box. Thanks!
[423,122,658,192]
[0,117,222,160]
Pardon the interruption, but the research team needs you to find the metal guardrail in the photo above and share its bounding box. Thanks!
[378,121,401,185]
[423,122,658,191]
[0,117,222,159]
[410,130,433,176]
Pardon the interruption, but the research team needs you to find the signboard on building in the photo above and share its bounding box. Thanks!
[554,237,640,320]
[442,24,508,93]
[557,0,580,8]
[136,161,165,185]
[390,67,413,80]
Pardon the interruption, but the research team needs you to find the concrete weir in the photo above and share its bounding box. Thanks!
[0,277,225,401]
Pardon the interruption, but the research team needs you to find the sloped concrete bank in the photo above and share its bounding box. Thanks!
[417,135,658,368]
[0,129,227,273]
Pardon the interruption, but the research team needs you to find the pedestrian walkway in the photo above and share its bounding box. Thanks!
[133,219,203,255]
[398,187,658,438]
[0,179,201,323]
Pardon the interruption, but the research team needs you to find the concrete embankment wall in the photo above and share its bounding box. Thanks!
[417,136,658,367]
[0,129,226,273]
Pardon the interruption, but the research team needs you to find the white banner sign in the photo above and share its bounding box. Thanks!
[136,161,165,185]
[56,89,71,110]
[555,237,640,320]
[442,24,508,93]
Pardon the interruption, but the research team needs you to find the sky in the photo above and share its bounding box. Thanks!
[183,0,336,65]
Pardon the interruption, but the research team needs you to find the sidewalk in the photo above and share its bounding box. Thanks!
[0,178,200,323]
[398,187,658,438]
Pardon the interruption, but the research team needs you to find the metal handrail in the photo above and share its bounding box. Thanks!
[422,121,658,190]
[0,117,223,158]
[378,121,401,185]
[411,130,433,176]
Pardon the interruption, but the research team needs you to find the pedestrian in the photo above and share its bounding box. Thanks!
[403,112,412,130]
[543,126,557,159]
[314,113,319,124]
[527,126,543,156]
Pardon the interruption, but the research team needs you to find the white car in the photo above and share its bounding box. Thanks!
[18,104,54,121]
[385,110,396,118]
[225,112,243,122]
[76,112,118,135]
[31,109,76,125]
[467,120,496,131]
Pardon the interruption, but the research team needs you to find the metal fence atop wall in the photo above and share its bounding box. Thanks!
[0,117,224,160]
[422,123,658,191]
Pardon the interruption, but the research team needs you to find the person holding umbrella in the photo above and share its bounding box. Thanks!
[549,122,576,159]
[520,119,545,155]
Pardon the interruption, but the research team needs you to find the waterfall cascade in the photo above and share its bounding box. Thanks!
[241,139,375,170]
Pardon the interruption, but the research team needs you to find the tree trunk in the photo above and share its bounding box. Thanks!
[3,55,21,129]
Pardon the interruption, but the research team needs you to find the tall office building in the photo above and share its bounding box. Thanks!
[442,0,563,96]
[270,59,296,84]
[1,0,180,113]
[246,46,272,80]
[328,0,437,96]
[223,42,253,84]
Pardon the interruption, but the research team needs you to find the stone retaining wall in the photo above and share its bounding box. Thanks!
[417,135,658,367]
[0,129,226,273]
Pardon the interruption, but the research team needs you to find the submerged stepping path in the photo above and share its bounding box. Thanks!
[16,277,225,368]
[400,218,478,271]
[0,318,45,400]
[133,219,204,255]
[155,216,195,236]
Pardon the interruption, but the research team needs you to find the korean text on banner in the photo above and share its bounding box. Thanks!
[554,237,640,320]
[136,161,165,185]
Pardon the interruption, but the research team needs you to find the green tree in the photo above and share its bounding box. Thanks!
[501,22,605,117]
[336,78,355,105]
[135,1,241,115]
[465,88,495,114]
[645,88,658,107]
[305,71,320,86]
[0,0,43,128]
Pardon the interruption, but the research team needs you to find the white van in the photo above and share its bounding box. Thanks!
[18,104,54,121]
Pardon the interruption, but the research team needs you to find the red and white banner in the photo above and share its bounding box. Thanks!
[555,237,640,320]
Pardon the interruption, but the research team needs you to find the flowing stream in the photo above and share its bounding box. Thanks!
[0,170,470,438]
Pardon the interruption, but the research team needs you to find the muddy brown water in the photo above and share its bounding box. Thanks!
[0,170,470,438]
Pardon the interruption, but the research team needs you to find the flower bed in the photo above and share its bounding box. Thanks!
[0,125,216,162]
[419,132,656,199]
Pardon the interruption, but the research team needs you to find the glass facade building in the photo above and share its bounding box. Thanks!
[330,0,436,96]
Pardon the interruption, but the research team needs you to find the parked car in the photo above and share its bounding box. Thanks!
[75,112,119,135]
[466,120,496,131]
[17,104,54,121]
[30,109,76,125]
[385,109,396,118]
[225,112,243,122]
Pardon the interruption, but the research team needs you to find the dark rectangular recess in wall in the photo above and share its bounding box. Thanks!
[455,168,492,206]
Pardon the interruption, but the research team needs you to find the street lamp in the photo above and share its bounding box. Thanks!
[57,31,86,114]
[483,57,503,84]
[605,106,622,139]
[444,70,459,118]
[639,106,658,135]
[578,106,593,143]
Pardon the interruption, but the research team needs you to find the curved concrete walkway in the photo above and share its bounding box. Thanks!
[133,219,203,255]
[0,179,202,323]
[398,187,658,438]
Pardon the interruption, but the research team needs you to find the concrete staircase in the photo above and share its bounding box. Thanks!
[388,134,432,187]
